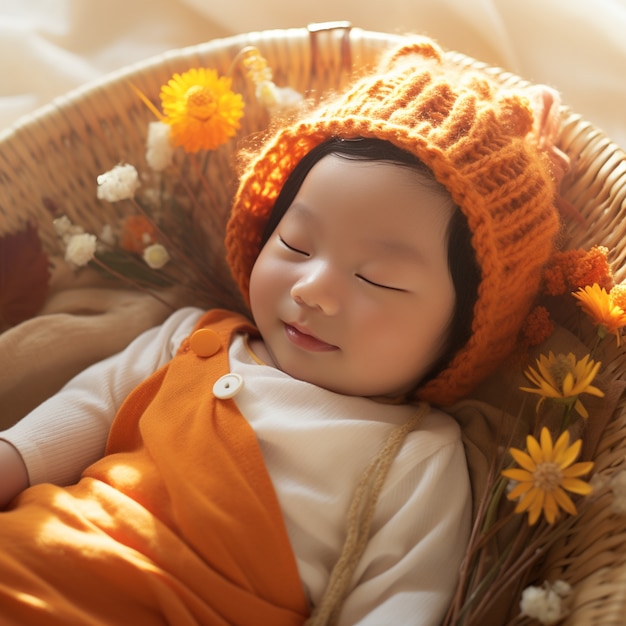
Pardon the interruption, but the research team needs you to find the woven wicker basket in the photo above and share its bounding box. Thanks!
[1,23,625,625]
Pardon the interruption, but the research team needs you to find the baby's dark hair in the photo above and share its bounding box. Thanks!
[260,137,481,386]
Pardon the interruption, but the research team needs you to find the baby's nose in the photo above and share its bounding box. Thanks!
[290,264,341,315]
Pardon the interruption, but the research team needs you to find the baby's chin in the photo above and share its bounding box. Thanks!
[252,336,421,398]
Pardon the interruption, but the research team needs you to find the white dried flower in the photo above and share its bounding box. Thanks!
[53,215,86,245]
[53,215,73,237]
[610,470,626,514]
[274,85,303,109]
[142,243,170,270]
[145,121,174,172]
[520,580,572,624]
[99,224,116,246]
[97,164,140,202]
[65,233,97,267]
[256,81,303,114]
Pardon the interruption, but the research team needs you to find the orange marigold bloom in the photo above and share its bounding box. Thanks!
[543,262,567,296]
[522,305,555,346]
[573,283,626,346]
[568,245,613,291]
[160,68,244,153]
[543,246,613,296]
[120,215,157,254]
[543,249,582,296]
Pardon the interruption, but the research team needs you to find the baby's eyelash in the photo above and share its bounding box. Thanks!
[279,236,309,256]
[356,274,406,292]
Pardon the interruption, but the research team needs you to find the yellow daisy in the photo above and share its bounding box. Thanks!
[520,351,604,418]
[573,283,626,346]
[160,68,244,153]
[502,427,594,525]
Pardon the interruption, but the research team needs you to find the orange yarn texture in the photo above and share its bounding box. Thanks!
[225,37,561,406]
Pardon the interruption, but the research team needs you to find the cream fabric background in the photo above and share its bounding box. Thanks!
[1,0,626,148]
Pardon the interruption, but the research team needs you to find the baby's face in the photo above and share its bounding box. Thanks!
[248,155,456,398]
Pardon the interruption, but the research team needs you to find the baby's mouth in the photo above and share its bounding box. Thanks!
[283,323,339,352]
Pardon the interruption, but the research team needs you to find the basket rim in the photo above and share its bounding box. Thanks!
[0,25,382,140]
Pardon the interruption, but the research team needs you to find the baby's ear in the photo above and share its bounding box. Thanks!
[379,38,443,72]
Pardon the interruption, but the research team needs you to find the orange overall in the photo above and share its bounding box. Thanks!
[0,310,309,625]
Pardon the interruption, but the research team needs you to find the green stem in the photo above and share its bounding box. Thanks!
[589,329,605,360]
[482,475,509,534]
[559,403,574,433]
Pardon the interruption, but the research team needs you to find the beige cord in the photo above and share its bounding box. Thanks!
[305,402,430,626]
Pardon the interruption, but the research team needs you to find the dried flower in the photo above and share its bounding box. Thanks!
[568,246,612,289]
[145,121,174,171]
[543,246,613,296]
[573,283,626,346]
[120,215,157,254]
[522,305,555,346]
[0,223,50,331]
[53,215,74,238]
[142,243,170,270]
[611,283,626,310]
[240,47,274,85]
[239,46,303,115]
[53,215,86,244]
[520,580,572,624]
[520,351,604,419]
[502,427,594,525]
[257,82,303,113]
[543,262,567,297]
[160,68,244,152]
[99,224,115,246]
[97,164,140,202]
[65,232,97,267]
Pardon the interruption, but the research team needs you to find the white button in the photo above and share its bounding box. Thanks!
[213,373,244,399]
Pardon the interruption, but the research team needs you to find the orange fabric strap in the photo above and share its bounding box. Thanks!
[0,309,309,625]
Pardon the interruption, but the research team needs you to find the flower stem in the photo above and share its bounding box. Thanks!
[482,474,509,534]
[91,256,175,312]
[560,404,573,434]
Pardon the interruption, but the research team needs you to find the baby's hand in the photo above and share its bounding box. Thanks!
[0,440,28,509]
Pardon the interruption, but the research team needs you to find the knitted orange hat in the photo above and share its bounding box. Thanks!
[225,37,562,406]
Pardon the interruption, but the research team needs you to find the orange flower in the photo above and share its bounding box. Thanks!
[160,68,244,153]
[573,283,626,346]
[543,246,613,296]
[502,427,594,525]
[522,305,555,346]
[543,263,567,296]
[568,245,612,290]
[120,215,157,253]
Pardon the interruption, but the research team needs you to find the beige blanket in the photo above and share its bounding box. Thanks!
[0,262,180,429]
